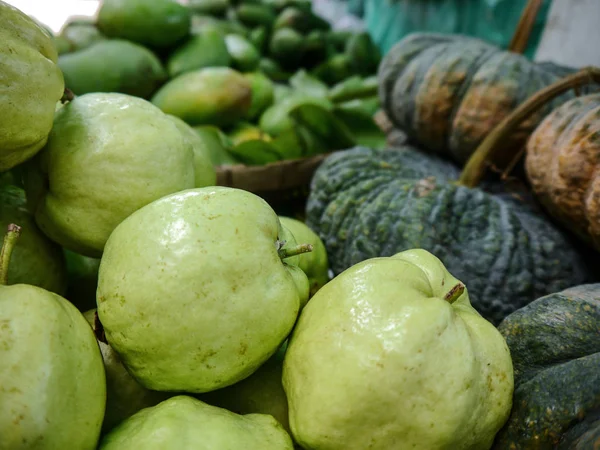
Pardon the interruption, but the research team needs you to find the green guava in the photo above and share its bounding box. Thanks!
[283,248,514,450]
[98,396,294,449]
[97,187,309,393]
[0,1,64,171]
[23,92,195,257]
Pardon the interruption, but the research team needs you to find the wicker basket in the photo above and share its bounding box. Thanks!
[215,153,332,212]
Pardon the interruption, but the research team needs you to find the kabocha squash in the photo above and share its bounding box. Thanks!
[377,33,580,166]
[460,68,600,252]
[494,284,600,450]
[306,145,592,325]
[526,94,600,250]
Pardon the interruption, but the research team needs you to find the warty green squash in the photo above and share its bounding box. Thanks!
[305,144,593,325]
[494,284,600,450]
[377,32,588,166]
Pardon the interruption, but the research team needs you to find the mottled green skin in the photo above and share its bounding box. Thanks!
[558,409,600,449]
[0,186,67,295]
[97,0,191,49]
[494,284,600,449]
[0,2,64,171]
[58,40,167,99]
[0,284,106,450]
[99,396,294,449]
[306,146,592,324]
[377,33,579,165]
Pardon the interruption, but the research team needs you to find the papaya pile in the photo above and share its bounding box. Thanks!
[52,0,386,169]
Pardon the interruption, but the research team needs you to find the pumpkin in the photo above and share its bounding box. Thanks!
[305,145,593,324]
[526,93,600,250]
[377,33,581,166]
[458,68,600,252]
[494,284,600,449]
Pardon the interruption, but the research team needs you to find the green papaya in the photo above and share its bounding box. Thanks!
[97,0,191,49]
[64,250,101,312]
[167,28,231,77]
[60,23,105,52]
[235,3,277,28]
[0,1,64,171]
[191,15,248,37]
[225,34,261,72]
[0,185,67,296]
[244,72,275,120]
[192,126,241,166]
[248,26,269,54]
[268,27,304,69]
[53,35,74,55]
[258,58,292,82]
[273,7,330,33]
[259,95,332,137]
[58,39,167,99]
[299,30,328,68]
[327,29,353,52]
[188,0,230,16]
[345,31,381,75]
[311,53,353,85]
[152,67,252,127]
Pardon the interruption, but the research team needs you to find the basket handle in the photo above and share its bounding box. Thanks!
[508,0,544,54]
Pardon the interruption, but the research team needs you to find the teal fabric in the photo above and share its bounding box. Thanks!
[349,0,552,59]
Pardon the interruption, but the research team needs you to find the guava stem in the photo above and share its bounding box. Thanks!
[278,243,313,259]
[444,283,465,304]
[0,224,22,285]
[61,88,75,104]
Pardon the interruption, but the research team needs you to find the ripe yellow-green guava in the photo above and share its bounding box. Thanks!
[0,1,65,171]
[283,248,514,450]
[97,187,309,393]
[98,396,294,449]
[0,225,106,450]
[23,92,195,258]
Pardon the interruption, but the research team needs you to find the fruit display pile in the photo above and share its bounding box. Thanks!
[1,0,599,449]
[53,0,386,168]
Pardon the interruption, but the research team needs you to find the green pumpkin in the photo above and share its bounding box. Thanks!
[377,33,584,166]
[306,146,593,324]
[494,284,600,449]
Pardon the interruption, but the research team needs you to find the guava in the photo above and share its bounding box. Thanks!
[98,396,294,449]
[279,216,329,297]
[97,187,309,393]
[23,92,195,257]
[0,1,64,171]
[0,224,106,450]
[283,248,514,450]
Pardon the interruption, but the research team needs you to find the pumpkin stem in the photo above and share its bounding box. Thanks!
[458,67,600,188]
[0,224,22,285]
[444,282,465,304]
[508,0,544,54]
[278,243,313,259]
